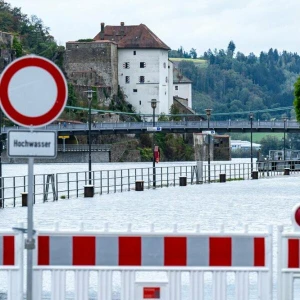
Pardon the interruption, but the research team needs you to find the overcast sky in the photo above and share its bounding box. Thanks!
[7,0,300,56]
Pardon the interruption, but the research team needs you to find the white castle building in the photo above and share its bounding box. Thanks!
[65,22,193,116]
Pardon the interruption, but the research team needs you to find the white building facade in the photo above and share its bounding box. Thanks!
[118,49,170,116]
[93,22,192,116]
[173,68,192,108]
[231,140,261,151]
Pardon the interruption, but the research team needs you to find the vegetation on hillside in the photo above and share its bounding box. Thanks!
[0,1,63,65]
[294,77,300,121]
[3,0,300,159]
[171,42,300,121]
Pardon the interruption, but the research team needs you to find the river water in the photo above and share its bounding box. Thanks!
[0,159,299,299]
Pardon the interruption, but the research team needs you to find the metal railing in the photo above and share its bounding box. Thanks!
[57,144,111,152]
[1,119,300,134]
[0,161,298,208]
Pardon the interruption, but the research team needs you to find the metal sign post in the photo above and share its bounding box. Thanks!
[0,55,67,300]
[26,156,35,300]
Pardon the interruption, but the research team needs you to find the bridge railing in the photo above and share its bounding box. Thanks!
[1,120,300,133]
[56,144,111,152]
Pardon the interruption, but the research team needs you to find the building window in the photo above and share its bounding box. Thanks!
[140,62,146,68]
[133,89,138,92]
[139,101,141,105]
[163,62,166,68]
[175,86,178,90]
[139,76,145,83]
[165,76,168,83]
[123,62,130,69]
[133,51,136,55]
[125,76,130,83]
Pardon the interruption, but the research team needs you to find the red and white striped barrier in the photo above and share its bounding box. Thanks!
[32,223,272,300]
[0,230,23,300]
[37,234,266,267]
[0,235,15,266]
[277,203,300,300]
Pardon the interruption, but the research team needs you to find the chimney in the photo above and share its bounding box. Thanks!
[100,22,105,40]
[120,22,125,36]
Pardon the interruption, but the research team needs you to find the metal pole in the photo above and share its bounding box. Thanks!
[88,100,92,185]
[284,119,286,161]
[26,157,35,300]
[152,107,156,188]
[250,117,253,174]
[207,117,210,183]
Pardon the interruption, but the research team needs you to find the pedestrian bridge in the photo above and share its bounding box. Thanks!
[1,119,300,135]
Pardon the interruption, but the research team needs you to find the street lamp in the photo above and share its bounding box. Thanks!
[283,116,287,161]
[151,99,157,188]
[249,112,254,175]
[83,89,96,185]
[205,109,212,183]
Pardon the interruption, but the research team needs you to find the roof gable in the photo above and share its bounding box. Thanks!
[173,68,192,84]
[94,23,170,50]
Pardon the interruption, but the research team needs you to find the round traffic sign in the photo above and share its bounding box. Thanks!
[0,55,68,127]
[291,203,300,231]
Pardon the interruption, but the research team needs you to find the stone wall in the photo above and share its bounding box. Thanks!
[64,41,118,104]
[213,135,231,161]
[0,31,13,46]
[193,133,231,161]
[0,31,14,73]
[110,139,140,162]
[173,97,204,121]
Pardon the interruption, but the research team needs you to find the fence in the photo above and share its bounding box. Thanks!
[0,223,273,300]
[3,219,300,299]
[278,225,300,300]
[56,144,111,152]
[0,228,23,300]
[0,162,298,208]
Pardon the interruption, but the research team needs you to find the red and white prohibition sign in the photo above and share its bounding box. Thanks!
[0,55,68,127]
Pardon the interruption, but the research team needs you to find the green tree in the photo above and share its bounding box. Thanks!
[169,104,181,121]
[294,76,300,121]
[12,36,22,57]
[260,135,282,156]
[67,83,77,107]
[158,113,169,121]
[190,48,197,59]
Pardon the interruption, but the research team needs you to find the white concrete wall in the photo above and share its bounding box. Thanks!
[173,83,192,108]
[168,61,174,111]
[118,49,169,117]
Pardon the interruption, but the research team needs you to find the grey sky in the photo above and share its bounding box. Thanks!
[7,0,300,56]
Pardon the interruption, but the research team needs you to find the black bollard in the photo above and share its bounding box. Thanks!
[84,185,94,197]
[21,192,28,207]
[179,176,187,186]
[252,171,259,180]
[219,174,226,183]
[135,181,144,191]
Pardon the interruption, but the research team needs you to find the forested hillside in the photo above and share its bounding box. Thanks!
[171,42,300,120]
[0,0,63,66]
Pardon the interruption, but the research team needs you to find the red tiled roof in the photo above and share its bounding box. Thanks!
[94,24,170,50]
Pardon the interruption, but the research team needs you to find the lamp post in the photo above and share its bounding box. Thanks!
[249,112,254,175]
[83,89,96,185]
[205,109,212,183]
[151,99,157,188]
[283,116,287,161]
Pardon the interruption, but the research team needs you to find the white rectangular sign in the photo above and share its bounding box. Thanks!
[8,130,57,158]
[147,127,162,132]
[202,130,215,135]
